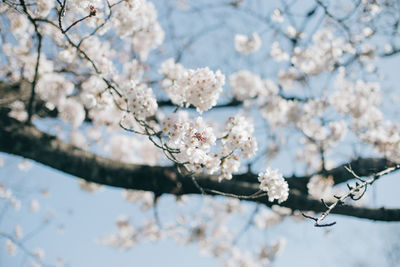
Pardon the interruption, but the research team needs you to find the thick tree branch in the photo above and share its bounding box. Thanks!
[0,82,396,194]
[1,113,400,222]
[234,157,396,194]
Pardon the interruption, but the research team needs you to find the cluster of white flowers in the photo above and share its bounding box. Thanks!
[108,134,160,165]
[159,59,225,112]
[307,175,334,200]
[80,75,108,109]
[67,0,104,14]
[220,155,240,180]
[132,22,165,61]
[229,70,264,101]
[222,115,258,158]
[325,69,400,164]
[298,117,347,146]
[58,98,86,128]
[291,29,353,76]
[35,0,54,17]
[359,121,400,163]
[111,0,164,60]
[37,73,74,108]
[331,69,381,122]
[277,67,304,90]
[6,11,32,37]
[161,112,218,170]
[160,112,258,179]
[270,42,290,62]
[258,168,289,203]
[80,36,116,75]
[260,96,301,127]
[158,59,186,104]
[124,81,158,120]
[234,32,262,54]
[112,0,154,37]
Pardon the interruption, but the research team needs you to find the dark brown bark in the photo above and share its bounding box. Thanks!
[1,111,399,222]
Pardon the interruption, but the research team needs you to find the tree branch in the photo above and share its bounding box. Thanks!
[1,113,400,222]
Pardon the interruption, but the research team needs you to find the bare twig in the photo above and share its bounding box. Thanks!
[303,165,400,227]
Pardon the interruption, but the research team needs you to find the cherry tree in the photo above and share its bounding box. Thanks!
[1,0,400,266]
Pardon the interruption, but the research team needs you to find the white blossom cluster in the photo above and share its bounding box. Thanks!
[68,0,104,14]
[36,73,75,108]
[161,112,218,172]
[331,68,381,124]
[124,81,158,120]
[327,69,400,163]
[234,32,262,54]
[219,155,241,181]
[258,168,289,203]
[307,175,334,200]
[229,70,264,101]
[79,36,116,75]
[35,0,55,17]
[159,59,225,113]
[112,0,155,37]
[108,134,160,165]
[270,42,290,62]
[221,115,258,159]
[358,121,400,163]
[58,98,86,129]
[277,67,305,90]
[272,29,354,91]
[160,112,258,180]
[297,99,348,146]
[158,58,186,104]
[80,75,108,109]
[291,29,353,76]
[112,0,165,60]
[260,96,302,128]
